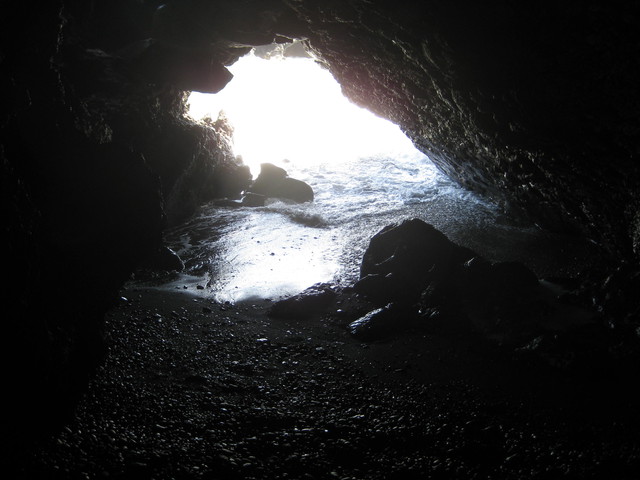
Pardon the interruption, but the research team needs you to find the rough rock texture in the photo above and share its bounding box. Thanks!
[287,1,640,259]
[68,0,639,258]
[3,0,640,447]
[338,220,635,378]
[1,1,251,442]
[353,219,548,343]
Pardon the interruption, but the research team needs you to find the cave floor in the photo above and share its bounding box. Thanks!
[20,286,640,479]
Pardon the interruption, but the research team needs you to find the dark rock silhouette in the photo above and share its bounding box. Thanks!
[269,283,337,319]
[348,303,415,341]
[240,192,267,207]
[352,219,571,345]
[248,163,314,203]
[119,38,233,93]
[357,218,476,304]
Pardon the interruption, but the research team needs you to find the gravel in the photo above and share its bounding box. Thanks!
[15,286,640,479]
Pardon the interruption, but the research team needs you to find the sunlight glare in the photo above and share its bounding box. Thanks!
[187,47,418,175]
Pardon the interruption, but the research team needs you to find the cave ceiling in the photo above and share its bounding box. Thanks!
[126,0,640,258]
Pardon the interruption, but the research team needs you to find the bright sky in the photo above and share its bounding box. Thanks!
[187,48,419,175]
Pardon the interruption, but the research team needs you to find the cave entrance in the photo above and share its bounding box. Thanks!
[186,42,421,176]
[168,42,460,302]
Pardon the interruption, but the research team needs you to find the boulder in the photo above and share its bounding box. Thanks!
[252,163,288,185]
[354,273,394,298]
[355,219,558,345]
[276,177,315,203]
[358,219,475,303]
[268,283,337,319]
[353,272,416,305]
[248,163,314,203]
[347,303,415,341]
[241,192,267,207]
[361,218,474,277]
[417,260,550,343]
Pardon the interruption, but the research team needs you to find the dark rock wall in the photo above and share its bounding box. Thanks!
[283,1,640,258]
[129,0,640,257]
[1,1,249,442]
[2,0,640,442]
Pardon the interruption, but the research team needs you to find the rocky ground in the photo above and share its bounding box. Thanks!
[14,280,640,479]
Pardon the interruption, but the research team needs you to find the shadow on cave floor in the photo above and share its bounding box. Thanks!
[19,286,640,479]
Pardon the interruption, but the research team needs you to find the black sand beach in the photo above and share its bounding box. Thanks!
[17,282,640,479]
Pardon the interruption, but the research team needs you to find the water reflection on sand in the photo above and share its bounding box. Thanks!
[135,155,602,303]
[157,205,341,302]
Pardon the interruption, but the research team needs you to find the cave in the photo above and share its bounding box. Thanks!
[3,1,640,477]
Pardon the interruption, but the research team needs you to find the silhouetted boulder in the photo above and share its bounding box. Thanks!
[248,163,314,203]
[268,283,337,319]
[241,192,267,207]
[253,163,288,183]
[355,219,564,345]
[361,218,474,276]
[354,274,394,298]
[347,303,415,341]
[277,177,315,203]
[359,219,475,304]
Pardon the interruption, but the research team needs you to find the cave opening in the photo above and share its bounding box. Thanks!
[185,42,424,176]
[161,41,464,302]
[153,41,601,303]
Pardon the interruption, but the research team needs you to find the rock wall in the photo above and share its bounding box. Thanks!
[283,1,640,259]
[98,0,639,258]
[1,1,250,442]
